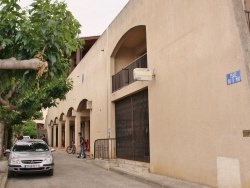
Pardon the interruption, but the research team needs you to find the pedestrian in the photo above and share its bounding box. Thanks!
[77,132,86,158]
[41,134,48,145]
[17,135,23,140]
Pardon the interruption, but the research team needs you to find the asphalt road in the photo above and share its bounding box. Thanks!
[6,149,152,188]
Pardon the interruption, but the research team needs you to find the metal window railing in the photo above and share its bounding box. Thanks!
[112,53,147,92]
[94,138,116,160]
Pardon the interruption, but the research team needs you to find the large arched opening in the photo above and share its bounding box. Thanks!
[111,25,150,162]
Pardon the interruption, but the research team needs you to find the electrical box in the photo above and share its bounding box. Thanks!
[133,68,154,81]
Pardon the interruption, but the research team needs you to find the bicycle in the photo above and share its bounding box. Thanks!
[66,141,76,154]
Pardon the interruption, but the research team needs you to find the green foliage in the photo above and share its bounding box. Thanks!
[22,121,37,138]
[0,0,83,126]
[12,124,22,135]
[10,121,38,141]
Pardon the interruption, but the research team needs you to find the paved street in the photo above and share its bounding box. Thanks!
[6,150,153,188]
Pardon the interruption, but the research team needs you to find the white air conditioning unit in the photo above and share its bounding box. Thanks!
[86,101,92,110]
[133,68,154,81]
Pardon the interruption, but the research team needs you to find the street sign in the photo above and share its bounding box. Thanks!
[226,70,241,85]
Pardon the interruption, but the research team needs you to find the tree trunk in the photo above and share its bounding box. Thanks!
[0,122,4,157]
[0,58,48,71]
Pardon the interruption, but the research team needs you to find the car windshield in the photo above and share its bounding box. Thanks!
[13,143,49,152]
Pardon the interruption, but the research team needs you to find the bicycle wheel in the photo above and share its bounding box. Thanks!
[66,146,73,154]
[72,146,76,154]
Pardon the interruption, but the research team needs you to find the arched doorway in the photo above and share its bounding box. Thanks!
[77,99,91,152]
[112,25,149,162]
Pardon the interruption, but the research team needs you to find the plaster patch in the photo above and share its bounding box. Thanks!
[217,157,241,188]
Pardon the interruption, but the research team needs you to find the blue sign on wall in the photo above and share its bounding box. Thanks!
[226,70,241,85]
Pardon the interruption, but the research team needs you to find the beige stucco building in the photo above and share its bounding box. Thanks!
[45,0,250,187]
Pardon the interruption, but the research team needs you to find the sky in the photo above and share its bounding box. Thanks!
[19,0,129,37]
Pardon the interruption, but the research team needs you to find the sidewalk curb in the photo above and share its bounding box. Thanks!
[109,168,171,188]
[0,172,7,188]
[0,157,8,188]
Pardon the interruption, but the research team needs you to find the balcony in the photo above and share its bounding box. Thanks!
[112,53,147,92]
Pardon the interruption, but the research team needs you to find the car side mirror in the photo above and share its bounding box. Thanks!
[4,149,11,159]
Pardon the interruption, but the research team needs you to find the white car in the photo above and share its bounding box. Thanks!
[7,139,55,177]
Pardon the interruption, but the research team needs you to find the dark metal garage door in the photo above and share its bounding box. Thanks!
[115,89,149,162]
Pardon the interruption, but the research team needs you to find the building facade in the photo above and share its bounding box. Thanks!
[45,0,250,187]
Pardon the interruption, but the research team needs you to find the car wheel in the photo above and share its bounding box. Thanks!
[47,170,53,176]
[8,171,15,178]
